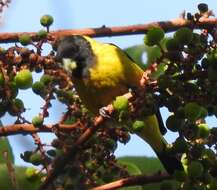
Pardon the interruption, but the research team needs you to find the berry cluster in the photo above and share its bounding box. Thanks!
[143,3,217,190]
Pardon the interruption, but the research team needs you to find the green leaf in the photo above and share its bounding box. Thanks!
[118,160,143,190]
[118,156,164,173]
[118,157,178,190]
[124,45,162,69]
[0,121,14,164]
[124,45,147,69]
[147,46,162,64]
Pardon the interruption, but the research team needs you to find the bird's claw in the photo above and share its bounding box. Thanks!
[99,107,111,118]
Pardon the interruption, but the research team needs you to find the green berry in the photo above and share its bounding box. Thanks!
[19,34,31,46]
[198,123,210,138]
[160,181,176,190]
[85,160,97,170]
[166,115,184,132]
[198,3,208,13]
[32,81,45,95]
[187,161,204,178]
[8,98,25,116]
[191,33,201,44]
[174,27,193,45]
[30,152,42,166]
[15,69,33,89]
[202,172,213,184]
[40,14,54,27]
[144,27,165,46]
[207,180,217,190]
[199,106,208,118]
[9,82,18,98]
[36,29,48,39]
[0,73,4,86]
[14,98,24,109]
[184,102,201,121]
[112,96,129,112]
[165,38,180,51]
[25,167,39,181]
[32,115,44,128]
[201,149,216,162]
[132,120,146,132]
[40,74,53,85]
[106,139,117,151]
[173,137,188,153]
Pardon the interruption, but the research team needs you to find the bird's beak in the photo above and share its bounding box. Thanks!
[61,58,77,74]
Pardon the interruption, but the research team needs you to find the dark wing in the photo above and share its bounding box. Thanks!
[156,108,167,135]
[109,43,167,135]
[108,43,137,63]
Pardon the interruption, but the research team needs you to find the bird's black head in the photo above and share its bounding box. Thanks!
[55,35,94,78]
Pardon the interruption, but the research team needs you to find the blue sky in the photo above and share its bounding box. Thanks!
[0,0,217,166]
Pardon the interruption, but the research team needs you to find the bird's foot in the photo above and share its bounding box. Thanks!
[99,106,112,118]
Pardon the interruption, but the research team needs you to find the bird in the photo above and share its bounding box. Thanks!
[55,35,183,174]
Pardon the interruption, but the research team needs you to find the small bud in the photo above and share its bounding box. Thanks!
[112,96,129,112]
[19,34,31,46]
[32,115,44,128]
[40,15,54,27]
[25,167,39,181]
[174,27,193,45]
[36,29,48,39]
[32,81,46,96]
[187,161,204,178]
[30,152,43,166]
[15,69,33,89]
[144,27,165,46]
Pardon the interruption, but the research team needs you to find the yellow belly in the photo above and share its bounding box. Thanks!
[72,37,144,114]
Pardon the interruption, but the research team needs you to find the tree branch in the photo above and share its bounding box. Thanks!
[0,17,216,43]
[91,172,171,190]
[0,121,83,136]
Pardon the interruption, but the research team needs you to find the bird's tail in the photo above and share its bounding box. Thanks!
[156,151,183,174]
[136,115,184,174]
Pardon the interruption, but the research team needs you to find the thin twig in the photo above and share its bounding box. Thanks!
[0,122,83,136]
[91,172,171,190]
[0,17,216,43]
[3,151,20,190]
